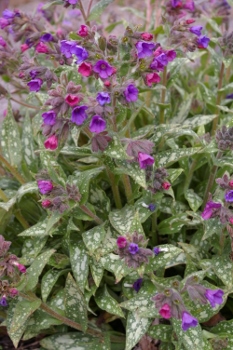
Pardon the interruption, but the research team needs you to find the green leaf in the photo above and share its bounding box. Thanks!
[202,218,222,240]
[16,182,38,201]
[18,219,48,237]
[148,324,172,342]
[95,285,124,318]
[69,240,89,292]
[64,273,88,332]
[89,185,110,220]
[48,253,70,269]
[82,224,106,253]
[1,101,22,166]
[145,244,183,272]
[211,254,233,287]
[185,189,203,212]
[157,148,201,167]
[22,112,37,171]
[158,214,190,234]
[90,258,104,287]
[109,205,135,234]
[104,136,131,160]
[25,249,55,291]
[41,269,69,302]
[172,94,194,123]
[183,115,217,128]
[172,318,203,350]
[115,160,147,188]
[125,312,151,350]
[99,253,132,283]
[167,168,184,183]
[21,236,47,265]
[88,0,114,21]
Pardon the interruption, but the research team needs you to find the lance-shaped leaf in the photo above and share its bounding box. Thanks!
[1,101,22,166]
[82,224,106,253]
[64,273,88,332]
[157,148,201,167]
[18,219,48,237]
[125,312,151,350]
[148,324,173,342]
[202,218,222,241]
[104,136,131,160]
[211,254,233,287]
[185,189,203,212]
[90,258,104,287]
[121,294,159,318]
[21,236,47,265]
[95,285,124,318]
[25,249,55,291]
[41,269,69,302]
[145,245,183,272]
[109,205,135,234]
[115,159,147,188]
[22,112,37,171]
[69,240,89,292]
[99,253,132,283]
[88,0,114,21]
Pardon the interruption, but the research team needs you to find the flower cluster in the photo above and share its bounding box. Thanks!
[36,171,81,213]
[146,167,171,193]
[216,126,233,150]
[152,278,224,331]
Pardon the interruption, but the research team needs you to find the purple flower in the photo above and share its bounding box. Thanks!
[41,33,53,42]
[2,9,15,19]
[133,278,143,293]
[197,35,210,49]
[189,26,203,36]
[225,190,233,202]
[138,152,154,169]
[29,70,40,79]
[89,116,106,133]
[93,60,114,79]
[148,203,156,211]
[201,201,222,220]
[135,41,156,59]
[0,18,10,29]
[67,0,78,4]
[183,0,195,11]
[124,84,138,102]
[71,105,88,125]
[156,53,168,66]
[226,93,233,99]
[96,92,111,106]
[128,243,139,255]
[150,59,165,71]
[171,0,182,8]
[153,247,161,255]
[37,180,53,194]
[0,296,7,307]
[60,40,76,58]
[205,289,224,308]
[71,45,89,64]
[27,78,43,92]
[42,110,57,125]
[0,36,6,47]
[182,311,198,331]
[166,50,176,62]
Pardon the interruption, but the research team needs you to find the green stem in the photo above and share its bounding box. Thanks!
[106,167,122,209]
[122,174,133,205]
[0,153,26,184]
[159,66,167,125]
[0,188,29,229]
[10,96,42,110]
[79,0,90,26]
[80,204,103,225]
[19,292,103,338]
[211,62,225,136]
[151,212,158,246]
[184,156,201,191]
[202,151,223,207]
[87,0,94,17]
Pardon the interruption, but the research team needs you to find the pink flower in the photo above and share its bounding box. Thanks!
[186,19,195,24]
[78,25,89,37]
[145,73,161,86]
[44,135,58,150]
[162,182,171,190]
[159,304,171,319]
[141,32,153,41]
[138,152,154,169]
[229,180,233,188]
[65,94,80,106]
[42,199,52,208]
[21,43,29,52]
[104,80,111,87]
[78,62,93,77]
[36,42,49,53]
[229,218,233,224]
[117,236,127,248]
[9,288,18,297]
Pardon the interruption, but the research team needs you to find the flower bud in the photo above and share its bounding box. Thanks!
[141,32,153,41]
[44,135,58,150]
[42,199,52,208]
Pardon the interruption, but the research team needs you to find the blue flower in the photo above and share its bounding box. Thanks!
[128,243,139,255]
[133,278,143,292]
[96,92,111,106]
[71,105,88,125]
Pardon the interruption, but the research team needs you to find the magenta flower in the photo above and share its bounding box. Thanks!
[117,236,127,248]
[0,36,6,47]
[78,62,93,77]
[171,0,182,8]
[135,41,156,59]
[0,18,9,29]
[182,311,198,331]
[78,25,88,37]
[93,60,114,79]
[138,152,154,169]
[42,199,52,208]
[71,105,88,125]
[201,201,222,220]
[65,94,80,107]
[96,92,111,106]
[37,180,53,194]
[89,116,106,133]
[124,84,138,102]
[44,135,58,150]
[42,110,56,125]
[36,42,49,53]
[27,79,43,92]
[189,26,203,36]
[162,182,171,190]
[141,32,153,41]
[128,243,139,255]
[183,0,195,11]
[166,50,177,61]
[9,288,18,297]
[16,263,27,274]
[225,190,233,202]
[133,278,143,292]
[159,304,171,319]
[205,289,224,308]
[145,73,161,86]
[197,36,210,49]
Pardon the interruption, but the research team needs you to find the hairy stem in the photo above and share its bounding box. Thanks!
[10,96,42,110]
[87,0,94,18]
[19,292,103,338]
[0,154,26,185]
[211,62,225,136]
[202,151,223,207]
[79,0,90,26]
[106,167,122,209]
[122,174,133,205]
[159,66,167,125]
[80,204,103,225]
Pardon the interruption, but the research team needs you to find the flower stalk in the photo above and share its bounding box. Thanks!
[211,62,225,136]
